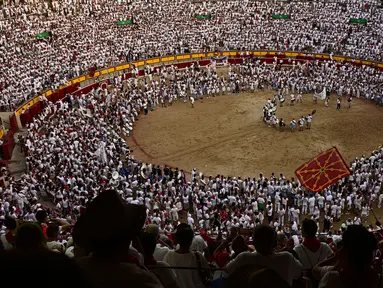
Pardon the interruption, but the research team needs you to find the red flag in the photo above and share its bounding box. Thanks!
[295,147,351,192]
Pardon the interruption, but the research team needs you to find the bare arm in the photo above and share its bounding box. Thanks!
[312,255,338,280]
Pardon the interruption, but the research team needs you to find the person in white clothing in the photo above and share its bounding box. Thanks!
[146,224,172,262]
[302,196,309,215]
[361,204,369,222]
[190,233,208,254]
[331,203,338,220]
[0,217,17,250]
[163,224,210,288]
[187,214,195,228]
[379,193,383,209]
[190,96,195,108]
[309,196,316,215]
[139,231,179,288]
[289,207,295,222]
[292,206,300,224]
[318,225,381,288]
[227,225,302,286]
[170,206,179,225]
[294,219,333,271]
[278,206,286,226]
[318,195,325,210]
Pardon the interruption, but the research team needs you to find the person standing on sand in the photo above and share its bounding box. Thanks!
[298,116,305,131]
[190,96,195,108]
[348,96,353,108]
[306,114,312,129]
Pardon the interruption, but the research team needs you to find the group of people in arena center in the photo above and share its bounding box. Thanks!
[2,0,383,287]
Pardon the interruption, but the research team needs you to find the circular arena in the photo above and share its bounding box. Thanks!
[2,1,383,287]
[129,68,383,178]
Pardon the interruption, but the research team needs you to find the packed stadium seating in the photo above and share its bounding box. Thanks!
[2,1,383,288]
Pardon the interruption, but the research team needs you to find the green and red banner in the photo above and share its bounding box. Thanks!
[272,14,289,19]
[36,31,51,39]
[118,20,133,25]
[196,14,212,20]
[349,18,367,24]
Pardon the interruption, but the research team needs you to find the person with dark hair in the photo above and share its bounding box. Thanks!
[70,215,91,259]
[145,224,173,261]
[35,209,70,238]
[0,249,91,288]
[139,232,179,288]
[230,235,251,260]
[294,219,333,286]
[0,216,17,250]
[226,225,302,286]
[46,223,64,253]
[163,224,211,288]
[319,225,382,288]
[15,222,47,252]
[36,210,48,225]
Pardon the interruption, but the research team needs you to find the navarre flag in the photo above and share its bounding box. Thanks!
[36,31,51,39]
[295,147,351,192]
[349,18,367,24]
[272,14,289,19]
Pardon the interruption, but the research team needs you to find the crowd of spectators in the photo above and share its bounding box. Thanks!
[1,190,383,288]
[1,0,383,287]
[1,57,383,287]
[0,0,383,110]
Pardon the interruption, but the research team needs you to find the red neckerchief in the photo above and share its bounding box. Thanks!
[303,237,321,253]
[145,257,157,266]
[214,251,230,268]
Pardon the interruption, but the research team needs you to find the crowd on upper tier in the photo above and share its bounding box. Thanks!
[1,0,383,110]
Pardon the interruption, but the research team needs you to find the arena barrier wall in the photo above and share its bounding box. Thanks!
[11,51,383,132]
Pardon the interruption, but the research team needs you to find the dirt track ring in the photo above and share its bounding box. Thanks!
[126,72,383,178]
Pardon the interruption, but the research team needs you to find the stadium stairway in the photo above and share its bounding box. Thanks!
[7,129,27,181]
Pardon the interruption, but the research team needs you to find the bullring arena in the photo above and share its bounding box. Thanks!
[129,68,383,178]
[3,0,383,287]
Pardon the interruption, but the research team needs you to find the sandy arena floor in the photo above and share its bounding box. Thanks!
[128,91,383,180]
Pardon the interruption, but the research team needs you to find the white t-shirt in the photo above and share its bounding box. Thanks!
[163,251,209,288]
[226,251,302,286]
[47,240,64,252]
[294,243,333,270]
[0,234,13,250]
[292,235,300,247]
[190,235,208,254]
[154,244,171,261]
[319,271,383,288]
[149,261,177,288]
